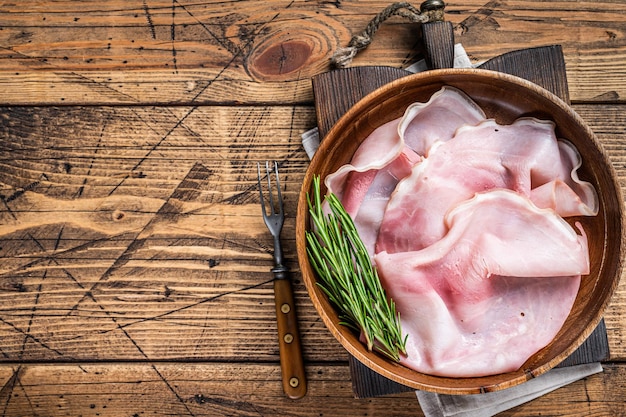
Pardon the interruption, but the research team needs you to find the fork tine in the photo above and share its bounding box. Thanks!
[272,161,284,216]
[258,161,285,220]
[265,161,276,215]
[257,162,268,218]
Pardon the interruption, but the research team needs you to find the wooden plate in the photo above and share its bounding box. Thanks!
[296,68,624,394]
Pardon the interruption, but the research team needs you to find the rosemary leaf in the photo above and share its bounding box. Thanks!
[305,175,407,362]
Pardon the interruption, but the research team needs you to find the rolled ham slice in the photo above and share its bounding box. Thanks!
[323,118,419,254]
[324,118,404,218]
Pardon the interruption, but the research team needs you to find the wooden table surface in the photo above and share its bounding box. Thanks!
[0,1,624,416]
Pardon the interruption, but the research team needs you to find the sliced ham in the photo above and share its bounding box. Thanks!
[349,149,419,254]
[399,86,486,156]
[530,140,599,216]
[376,118,598,254]
[374,190,586,377]
[325,118,404,218]
[325,87,488,253]
[318,86,598,377]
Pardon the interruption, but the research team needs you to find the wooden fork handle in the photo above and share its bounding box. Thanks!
[273,276,307,399]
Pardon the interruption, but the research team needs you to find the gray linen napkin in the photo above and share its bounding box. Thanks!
[302,43,603,416]
[416,363,602,417]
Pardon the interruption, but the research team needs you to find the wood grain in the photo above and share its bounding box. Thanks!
[0,105,318,362]
[421,21,455,69]
[0,363,624,416]
[0,0,624,104]
[0,1,625,414]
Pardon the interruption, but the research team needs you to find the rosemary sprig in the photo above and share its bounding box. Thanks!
[305,175,407,362]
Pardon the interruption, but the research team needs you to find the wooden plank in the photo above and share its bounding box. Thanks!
[0,0,624,104]
[478,45,570,103]
[0,362,624,416]
[0,105,321,362]
[0,104,624,364]
[312,66,411,137]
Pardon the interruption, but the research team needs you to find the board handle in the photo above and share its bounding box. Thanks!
[420,0,454,69]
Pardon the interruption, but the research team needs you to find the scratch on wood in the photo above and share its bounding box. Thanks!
[69,278,274,341]
[107,106,199,195]
[1,366,22,415]
[152,365,196,416]
[0,231,126,288]
[0,46,137,102]
[143,0,157,39]
[2,230,112,347]
[115,286,173,302]
[53,225,65,252]
[76,122,105,198]
[0,174,45,206]
[20,269,46,358]
[17,228,65,357]
[0,316,64,357]
[70,162,211,314]
[0,44,140,102]
[76,292,198,411]
[55,71,140,102]
[456,0,502,34]
[190,393,271,414]
[0,197,16,220]
[77,291,160,366]
[174,0,240,56]
[115,313,148,358]
[170,0,179,74]
[23,229,92,314]
[65,236,148,315]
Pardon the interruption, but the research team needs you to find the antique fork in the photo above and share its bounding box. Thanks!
[257,161,307,399]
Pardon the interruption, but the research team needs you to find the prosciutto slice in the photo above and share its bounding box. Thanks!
[374,190,586,377]
[376,118,598,254]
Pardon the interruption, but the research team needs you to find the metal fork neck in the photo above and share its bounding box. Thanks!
[272,235,287,278]
[271,264,288,280]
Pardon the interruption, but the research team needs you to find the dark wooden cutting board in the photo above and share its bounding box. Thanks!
[311,34,610,398]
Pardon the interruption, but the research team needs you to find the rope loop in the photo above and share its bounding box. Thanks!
[331,0,446,68]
